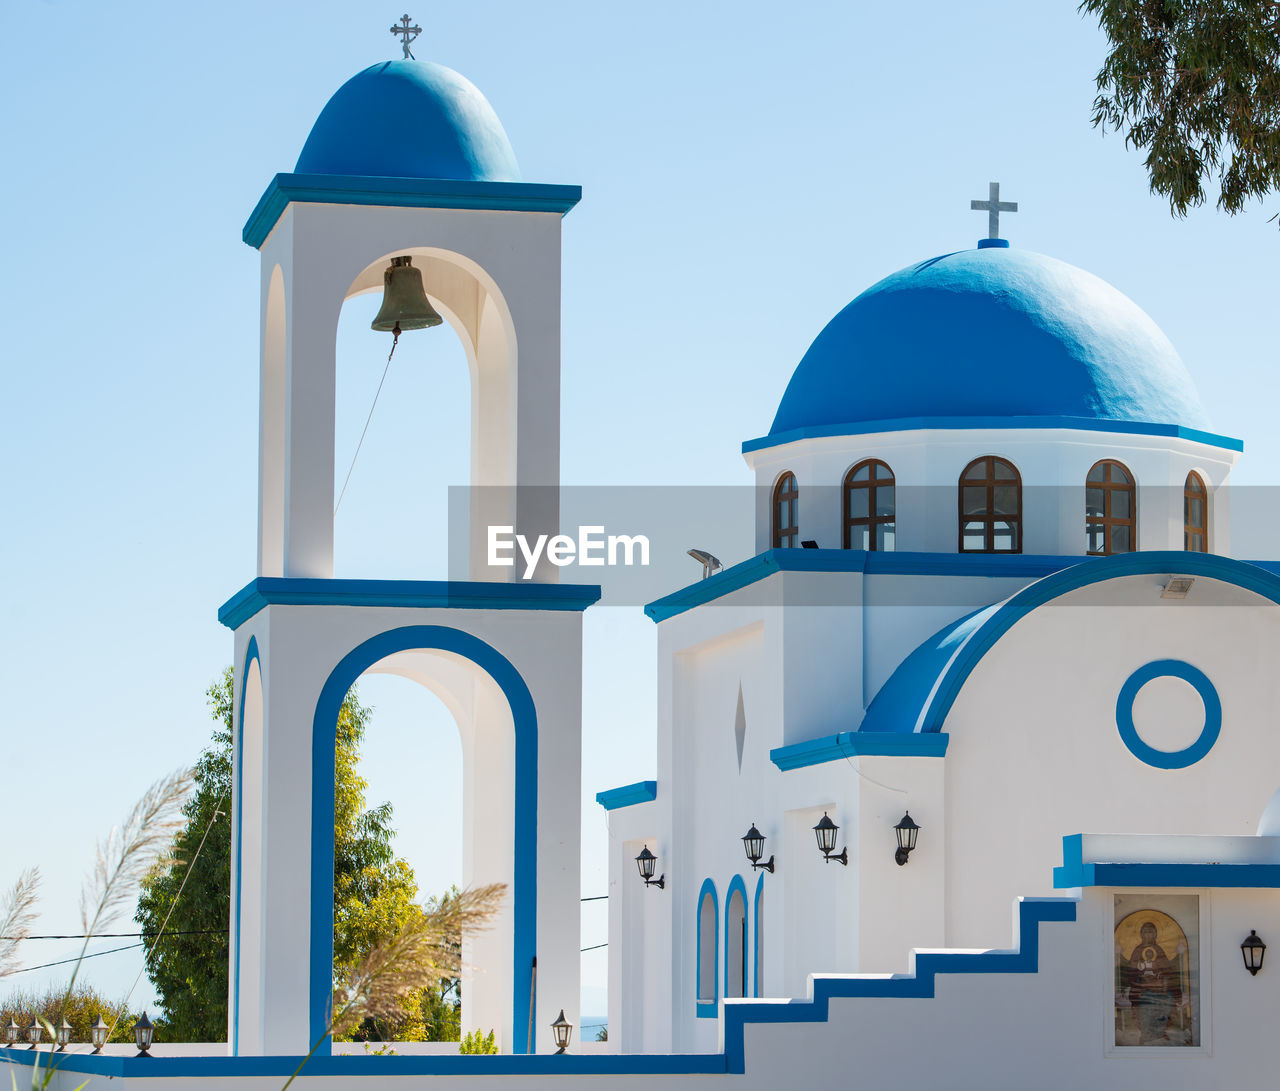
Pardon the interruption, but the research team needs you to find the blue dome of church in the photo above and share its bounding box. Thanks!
[768,246,1209,438]
[294,60,521,182]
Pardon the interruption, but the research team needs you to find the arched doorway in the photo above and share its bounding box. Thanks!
[309,625,538,1054]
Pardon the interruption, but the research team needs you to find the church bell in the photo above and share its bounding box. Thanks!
[370,255,443,333]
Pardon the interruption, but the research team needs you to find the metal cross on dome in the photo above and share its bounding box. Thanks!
[970,182,1018,239]
[391,14,422,59]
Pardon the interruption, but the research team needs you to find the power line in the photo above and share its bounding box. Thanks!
[5,943,144,975]
[1,929,227,941]
[580,943,607,952]
[580,896,607,902]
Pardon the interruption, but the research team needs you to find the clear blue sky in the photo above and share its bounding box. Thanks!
[2,0,1276,1025]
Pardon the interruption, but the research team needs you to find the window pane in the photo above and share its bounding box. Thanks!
[874,462,894,481]
[963,461,988,481]
[852,464,870,482]
[1188,498,1204,526]
[877,524,896,552]
[1187,531,1206,553]
[993,485,1018,514]
[992,521,1018,552]
[1112,524,1132,553]
[963,486,988,515]
[875,485,895,517]
[1086,488,1104,518]
[1087,524,1106,553]
[1111,489,1131,519]
[1087,463,1106,483]
[962,521,986,550]
[848,525,870,551]
[849,489,869,519]
[1111,463,1132,485]
[992,459,1017,481]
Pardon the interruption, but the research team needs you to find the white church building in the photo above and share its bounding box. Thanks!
[8,41,1280,1091]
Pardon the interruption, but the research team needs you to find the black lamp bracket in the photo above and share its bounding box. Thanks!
[751,855,776,874]
[643,874,666,890]
[823,846,849,867]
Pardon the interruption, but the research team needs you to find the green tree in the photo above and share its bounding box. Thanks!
[137,669,460,1042]
[1081,0,1280,218]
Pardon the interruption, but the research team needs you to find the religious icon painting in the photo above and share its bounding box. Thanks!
[1113,894,1200,1048]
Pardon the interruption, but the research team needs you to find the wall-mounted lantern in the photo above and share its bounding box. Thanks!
[90,1015,110,1054]
[55,1018,72,1052]
[635,846,665,889]
[134,1012,154,1057]
[25,1019,41,1049]
[1242,930,1267,976]
[4,1017,19,1047]
[812,813,848,866]
[551,1009,573,1054]
[742,824,775,873]
[894,812,920,866]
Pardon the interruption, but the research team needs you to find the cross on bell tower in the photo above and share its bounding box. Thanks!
[391,13,422,59]
[971,181,1017,243]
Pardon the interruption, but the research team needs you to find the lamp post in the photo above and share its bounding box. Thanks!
[894,812,920,866]
[635,846,665,889]
[4,1017,19,1048]
[55,1018,72,1052]
[133,1012,154,1057]
[742,824,775,873]
[1242,930,1267,976]
[90,1015,110,1054]
[550,1009,573,1054]
[25,1019,41,1050]
[812,813,848,866]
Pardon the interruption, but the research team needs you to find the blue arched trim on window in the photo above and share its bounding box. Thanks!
[231,635,259,1056]
[724,875,748,999]
[753,873,765,998]
[695,878,719,1018]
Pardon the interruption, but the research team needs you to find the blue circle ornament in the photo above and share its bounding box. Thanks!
[1115,659,1221,769]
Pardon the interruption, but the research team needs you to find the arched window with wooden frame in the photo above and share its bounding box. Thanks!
[959,456,1021,553]
[772,472,799,548]
[1184,471,1208,553]
[844,459,896,551]
[1085,460,1136,555]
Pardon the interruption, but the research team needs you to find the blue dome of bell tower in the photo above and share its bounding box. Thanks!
[294,59,521,182]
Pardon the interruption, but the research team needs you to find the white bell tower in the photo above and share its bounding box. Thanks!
[222,55,594,1059]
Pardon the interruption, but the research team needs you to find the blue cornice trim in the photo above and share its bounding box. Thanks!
[219,577,602,630]
[0,1048,726,1078]
[741,416,1243,455]
[919,551,1280,734]
[770,731,949,770]
[1053,834,1280,889]
[243,173,583,248]
[720,897,1077,1074]
[644,549,1079,624]
[595,780,657,810]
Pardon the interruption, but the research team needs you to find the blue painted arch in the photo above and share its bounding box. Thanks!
[752,874,765,998]
[768,247,1208,441]
[231,636,260,1056]
[724,875,749,1000]
[864,552,1280,738]
[309,625,538,1054]
[695,878,718,1018]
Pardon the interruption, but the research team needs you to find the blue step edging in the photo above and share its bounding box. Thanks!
[720,896,1077,1073]
[0,899,1076,1080]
